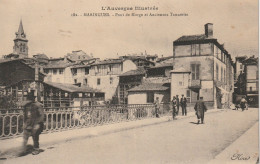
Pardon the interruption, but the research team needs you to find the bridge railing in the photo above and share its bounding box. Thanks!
[0,103,172,139]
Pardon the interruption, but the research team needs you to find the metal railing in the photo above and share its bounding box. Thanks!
[0,104,172,139]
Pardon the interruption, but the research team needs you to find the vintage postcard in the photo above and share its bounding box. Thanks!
[0,0,258,163]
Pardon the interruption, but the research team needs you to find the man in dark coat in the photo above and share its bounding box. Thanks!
[171,96,177,120]
[21,91,44,155]
[194,97,208,124]
[154,97,160,118]
[176,95,180,115]
[180,94,187,116]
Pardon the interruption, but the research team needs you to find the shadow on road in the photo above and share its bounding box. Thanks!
[189,121,199,125]
[17,145,44,157]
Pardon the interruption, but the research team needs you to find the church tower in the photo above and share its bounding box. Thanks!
[13,20,28,58]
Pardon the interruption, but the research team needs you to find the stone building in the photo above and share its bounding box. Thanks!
[43,57,77,84]
[0,59,45,104]
[171,23,234,108]
[86,59,137,103]
[127,60,173,105]
[243,56,258,107]
[118,67,146,104]
[234,56,247,82]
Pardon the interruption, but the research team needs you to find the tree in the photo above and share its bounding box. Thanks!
[0,94,17,109]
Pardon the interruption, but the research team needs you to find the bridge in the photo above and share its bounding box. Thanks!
[0,105,258,164]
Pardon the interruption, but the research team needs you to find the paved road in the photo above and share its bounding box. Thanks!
[3,108,259,164]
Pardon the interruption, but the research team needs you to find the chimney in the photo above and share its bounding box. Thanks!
[205,23,213,38]
[35,62,39,81]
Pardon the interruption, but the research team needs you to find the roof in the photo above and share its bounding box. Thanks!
[71,64,91,69]
[156,56,173,62]
[33,54,49,60]
[91,59,123,66]
[128,83,169,92]
[170,67,191,73]
[119,67,146,77]
[44,82,103,93]
[174,34,214,42]
[143,77,171,83]
[44,58,75,69]
[0,58,24,64]
[243,57,258,65]
[150,62,173,69]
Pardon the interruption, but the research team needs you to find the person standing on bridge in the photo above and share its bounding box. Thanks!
[154,97,160,118]
[194,97,208,124]
[171,96,177,120]
[180,94,187,116]
[176,95,180,115]
[21,90,44,155]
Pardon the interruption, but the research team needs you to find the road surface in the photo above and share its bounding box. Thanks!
[2,108,259,164]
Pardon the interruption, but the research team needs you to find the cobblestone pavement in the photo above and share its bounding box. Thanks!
[1,108,258,164]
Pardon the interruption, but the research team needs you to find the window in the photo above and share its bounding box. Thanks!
[224,69,226,83]
[97,78,101,85]
[186,90,190,97]
[221,52,223,62]
[97,66,101,73]
[221,67,223,82]
[85,68,89,75]
[191,64,200,80]
[216,47,220,58]
[240,64,243,69]
[74,79,77,84]
[84,78,88,85]
[191,44,200,56]
[53,69,57,75]
[108,65,112,72]
[44,69,49,74]
[216,64,219,81]
[59,69,64,74]
[72,69,77,76]
[110,77,113,84]
[147,92,154,103]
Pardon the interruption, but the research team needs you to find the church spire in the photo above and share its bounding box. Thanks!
[18,19,24,35]
[13,19,28,58]
[15,19,27,40]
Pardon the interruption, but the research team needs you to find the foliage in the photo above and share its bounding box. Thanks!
[0,94,17,109]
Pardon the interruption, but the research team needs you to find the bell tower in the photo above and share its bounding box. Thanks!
[13,20,28,58]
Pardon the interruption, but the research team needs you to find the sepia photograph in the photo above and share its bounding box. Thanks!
[0,0,259,163]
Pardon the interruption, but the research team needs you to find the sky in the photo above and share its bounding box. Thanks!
[0,0,258,60]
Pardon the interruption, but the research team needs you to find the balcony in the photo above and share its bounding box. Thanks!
[188,79,201,89]
[246,87,259,94]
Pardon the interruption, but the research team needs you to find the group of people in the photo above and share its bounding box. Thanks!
[171,94,187,119]
[235,96,248,111]
[154,95,208,124]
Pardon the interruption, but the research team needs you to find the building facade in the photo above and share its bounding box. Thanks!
[84,59,137,103]
[244,57,258,107]
[43,57,77,84]
[171,23,234,108]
